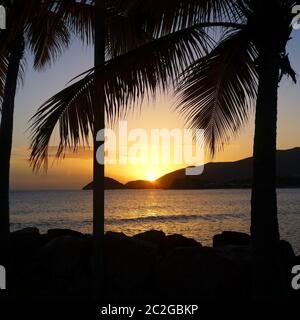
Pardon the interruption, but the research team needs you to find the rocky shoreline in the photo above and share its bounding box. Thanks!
[7,228,300,300]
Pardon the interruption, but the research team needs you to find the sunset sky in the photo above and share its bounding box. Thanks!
[10,31,300,190]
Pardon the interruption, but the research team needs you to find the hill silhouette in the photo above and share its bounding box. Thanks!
[125,180,156,189]
[83,177,124,190]
[83,148,300,189]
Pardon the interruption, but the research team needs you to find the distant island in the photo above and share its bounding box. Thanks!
[83,147,300,190]
[83,177,125,190]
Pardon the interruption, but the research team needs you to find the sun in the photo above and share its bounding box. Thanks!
[147,173,156,182]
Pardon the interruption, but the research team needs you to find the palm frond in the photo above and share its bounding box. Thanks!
[30,23,215,171]
[105,0,238,58]
[1,0,41,45]
[52,0,94,45]
[176,29,258,156]
[114,0,241,35]
[0,51,25,109]
[26,10,71,70]
[279,53,297,83]
[105,5,155,58]
[105,0,244,58]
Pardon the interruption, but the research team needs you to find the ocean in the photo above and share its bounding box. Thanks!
[10,189,300,254]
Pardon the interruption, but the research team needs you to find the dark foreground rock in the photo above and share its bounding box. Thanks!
[132,230,165,246]
[8,228,299,301]
[213,231,251,247]
[156,246,248,300]
[46,228,87,240]
[162,234,202,254]
[105,231,158,301]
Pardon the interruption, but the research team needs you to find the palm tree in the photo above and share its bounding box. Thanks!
[93,0,105,300]
[177,0,298,299]
[29,0,298,299]
[0,0,93,271]
[29,0,221,299]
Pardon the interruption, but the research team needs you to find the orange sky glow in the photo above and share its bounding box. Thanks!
[9,35,300,190]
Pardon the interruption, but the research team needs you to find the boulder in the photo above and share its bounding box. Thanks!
[132,230,165,246]
[213,231,250,247]
[46,229,86,241]
[10,227,43,257]
[37,235,92,298]
[104,231,158,301]
[162,234,201,254]
[218,245,252,265]
[11,227,40,236]
[156,246,248,300]
[41,236,89,278]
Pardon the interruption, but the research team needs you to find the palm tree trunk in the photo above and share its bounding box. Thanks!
[0,35,24,270]
[251,48,286,299]
[92,0,105,301]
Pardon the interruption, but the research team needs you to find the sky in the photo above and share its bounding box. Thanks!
[9,31,300,190]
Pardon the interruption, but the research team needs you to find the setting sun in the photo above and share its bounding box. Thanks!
[147,172,156,182]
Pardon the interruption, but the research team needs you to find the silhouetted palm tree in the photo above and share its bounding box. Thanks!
[177,0,297,299]
[93,0,105,300]
[0,0,93,270]
[29,0,220,299]
[29,0,298,299]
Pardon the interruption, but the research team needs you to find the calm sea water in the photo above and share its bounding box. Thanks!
[10,189,300,254]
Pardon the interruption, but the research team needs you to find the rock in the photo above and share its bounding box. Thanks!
[11,227,40,236]
[104,231,158,301]
[41,236,89,278]
[218,245,252,265]
[162,234,201,254]
[46,229,86,241]
[105,231,128,240]
[156,246,248,300]
[132,230,165,246]
[216,245,252,292]
[10,228,44,294]
[10,227,43,254]
[213,231,250,247]
[37,235,92,298]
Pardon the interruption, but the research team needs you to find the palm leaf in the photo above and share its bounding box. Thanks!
[176,29,258,156]
[51,0,94,45]
[114,0,240,35]
[29,23,215,171]
[0,51,25,109]
[26,10,72,70]
[105,0,241,57]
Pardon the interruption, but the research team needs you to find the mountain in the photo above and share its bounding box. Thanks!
[155,147,300,189]
[82,148,300,190]
[83,177,124,190]
[125,180,156,189]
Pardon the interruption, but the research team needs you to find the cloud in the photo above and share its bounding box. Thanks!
[47,146,93,159]
[12,146,93,160]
